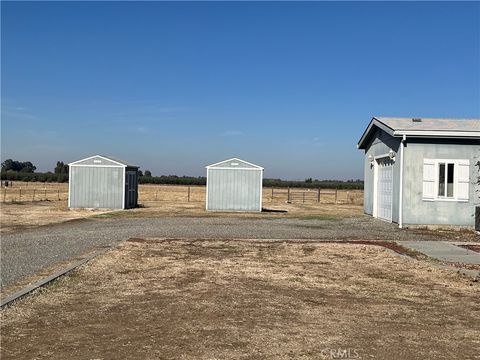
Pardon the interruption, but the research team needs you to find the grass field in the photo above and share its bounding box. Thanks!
[2,239,478,359]
[0,182,363,205]
[0,182,363,233]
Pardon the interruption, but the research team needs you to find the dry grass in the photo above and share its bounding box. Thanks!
[139,184,363,205]
[0,182,69,202]
[0,201,113,233]
[0,182,364,233]
[0,182,363,205]
[0,199,363,234]
[1,239,478,359]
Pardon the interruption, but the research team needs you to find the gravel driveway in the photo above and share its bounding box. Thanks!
[0,215,471,288]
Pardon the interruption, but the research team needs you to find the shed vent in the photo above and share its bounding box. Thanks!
[412,118,422,122]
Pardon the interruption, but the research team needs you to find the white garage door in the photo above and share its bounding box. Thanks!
[376,158,394,222]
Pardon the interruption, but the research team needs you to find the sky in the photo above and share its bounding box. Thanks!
[1,1,479,180]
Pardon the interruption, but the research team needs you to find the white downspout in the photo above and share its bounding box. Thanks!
[68,165,72,208]
[399,135,406,228]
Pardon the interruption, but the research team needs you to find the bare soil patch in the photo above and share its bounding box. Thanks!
[2,240,478,359]
[0,201,113,234]
[0,182,364,233]
[459,244,480,253]
[0,197,364,234]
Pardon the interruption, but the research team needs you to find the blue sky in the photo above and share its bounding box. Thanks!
[2,1,479,180]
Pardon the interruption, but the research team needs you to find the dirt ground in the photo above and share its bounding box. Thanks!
[2,239,478,360]
[0,182,362,232]
[0,201,113,233]
[0,198,364,234]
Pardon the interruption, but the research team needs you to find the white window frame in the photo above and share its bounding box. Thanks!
[424,159,468,202]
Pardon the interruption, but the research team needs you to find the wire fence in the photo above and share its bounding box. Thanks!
[0,182,364,205]
[0,183,69,202]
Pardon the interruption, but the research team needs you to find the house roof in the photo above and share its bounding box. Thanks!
[357,117,480,149]
[69,154,139,168]
[206,157,264,170]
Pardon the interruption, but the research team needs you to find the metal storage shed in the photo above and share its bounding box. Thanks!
[68,155,139,209]
[206,158,264,212]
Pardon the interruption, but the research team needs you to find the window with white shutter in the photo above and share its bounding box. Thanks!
[456,159,470,201]
[422,159,436,200]
[422,158,470,202]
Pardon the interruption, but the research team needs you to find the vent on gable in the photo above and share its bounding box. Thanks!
[412,118,422,122]
[231,162,239,166]
[94,159,102,163]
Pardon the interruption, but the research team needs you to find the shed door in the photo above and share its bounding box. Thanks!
[125,171,137,208]
[376,158,393,222]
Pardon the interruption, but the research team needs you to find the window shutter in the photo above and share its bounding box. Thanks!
[456,160,470,201]
[422,159,436,200]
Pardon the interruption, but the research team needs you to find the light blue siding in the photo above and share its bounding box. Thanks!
[362,127,478,227]
[362,128,402,223]
[402,140,478,226]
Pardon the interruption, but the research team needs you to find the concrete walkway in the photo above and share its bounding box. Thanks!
[398,241,480,265]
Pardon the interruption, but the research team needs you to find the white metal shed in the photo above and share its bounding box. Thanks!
[68,155,139,210]
[206,158,264,212]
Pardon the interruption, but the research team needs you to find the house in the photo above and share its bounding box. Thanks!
[206,158,264,212]
[68,155,139,209]
[358,117,480,228]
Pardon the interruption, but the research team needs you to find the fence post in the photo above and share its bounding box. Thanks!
[188,186,191,202]
[19,189,21,201]
[302,192,305,204]
[58,189,60,201]
[3,188,6,202]
[287,187,290,202]
[271,187,274,202]
[155,190,158,201]
[33,189,36,201]
[317,188,320,202]
[335,189,338,204]
[45,188,47,200]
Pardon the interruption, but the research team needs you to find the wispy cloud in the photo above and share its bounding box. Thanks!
[89,99,188,115]
[153,106,187,113]
[221,130,244,137]
[293,136,324,147]
[1,106,38,120]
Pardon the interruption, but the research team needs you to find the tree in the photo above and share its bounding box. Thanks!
[1,159,36,173]
[138,170,144,177]
[1,159,15,172]
[144,170,152,177]
[19,161,36,173]
[54,161,68,174]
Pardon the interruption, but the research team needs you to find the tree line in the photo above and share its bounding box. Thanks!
[1,159,71,183]
[1,159,364,189]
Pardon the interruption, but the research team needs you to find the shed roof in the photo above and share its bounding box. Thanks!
[69,154,139,168]
[206,158,264,170]
[358,117,480,149]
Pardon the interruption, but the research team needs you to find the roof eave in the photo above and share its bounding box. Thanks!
[357,117,395,149]
[358,118,480,149]
[393,130,480,138]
